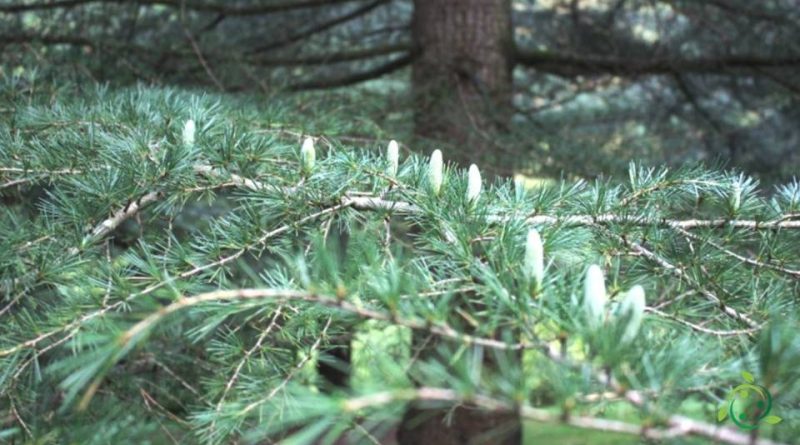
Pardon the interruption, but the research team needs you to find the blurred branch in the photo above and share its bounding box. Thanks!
[288,53,413,90]
[0,0,368,15]
[251,43,409,66]
[10,31,798,88]
[0,33,408,68]
[0,34,95,47]
[753,67,800,96]
[180,3,226,91]
[247,0,390,54]
[673,73,724,133]
[514,49,800,76]
[683,0,798,24]
[64,284,782,445]
[672,73,737,155]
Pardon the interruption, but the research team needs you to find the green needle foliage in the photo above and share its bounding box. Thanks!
[1,78,800,445]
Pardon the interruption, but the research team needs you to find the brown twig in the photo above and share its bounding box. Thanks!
[610,231,760,329]
[238,316,333,416]
[339,387,786,445]
[180,0,225,91]
[646,307,760,336]
[211,307,284,433]
[0,204,349,359]
[674,226,800,278]
[341,195,800,230]
[67,190,163,255]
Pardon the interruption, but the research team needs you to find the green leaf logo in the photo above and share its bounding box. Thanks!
[718,406,729,422]
[719,371,781,430]
[763,416,782,425]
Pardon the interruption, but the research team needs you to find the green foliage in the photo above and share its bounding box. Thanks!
[1,79,799,444]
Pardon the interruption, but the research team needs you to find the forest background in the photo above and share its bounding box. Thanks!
[1,1,800,444]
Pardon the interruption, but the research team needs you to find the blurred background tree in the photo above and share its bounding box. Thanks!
[2,0,799,178]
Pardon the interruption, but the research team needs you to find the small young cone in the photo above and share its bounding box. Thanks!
[466,164,482,202]
[731,182,742,213]
[387,140,400,177]
[301,137,316,174]
[515,176,527,199]
[619,285,646,343]
[182,119,195,146]
[429,149,443,196]
[584,264,607,328]
[524,228,544,291]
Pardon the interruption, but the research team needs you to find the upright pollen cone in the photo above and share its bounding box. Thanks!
[467,164,482,202]
[429,149,443,196]
[301,137,316,174]
[619,285,645,343]
[584,264,607,328]
[387,140,400,176]
[524,229,544,290]
[182,119,195,146]
[731,182,742,212]
[515,176,527,197]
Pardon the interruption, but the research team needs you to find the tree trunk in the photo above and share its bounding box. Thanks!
[411,0,514,169]
[401,2,521,443]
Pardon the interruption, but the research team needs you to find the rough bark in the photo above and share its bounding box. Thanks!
[403,2,520,440]
[411,0,514,169]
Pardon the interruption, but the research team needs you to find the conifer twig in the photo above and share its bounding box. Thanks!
[646,307,761,336]
[114,288,537,353]
[190,165,800,232]
[611,232,760,329]
[8,399,32,438]
[68,190,163,255]
[193,164,269,191]
[340,195,800,230]
[211,306,284,433]
[0,291,25,317]
[339,387,786,445]
[673,226,800,278]
[1,204,351,364]
[0,203,351,359]
[536,335,783,445]
[82,284,776,445]
[70,167,800,261]
[248,316,332,412]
